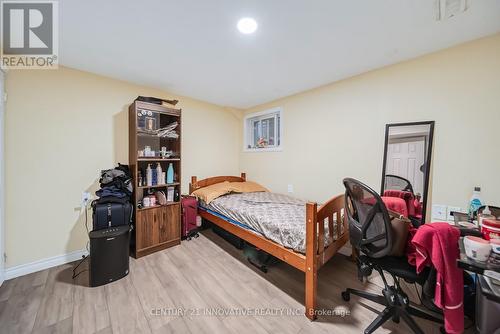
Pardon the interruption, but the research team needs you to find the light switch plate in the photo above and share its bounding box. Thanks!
[432,204,447,221]
[81,192,91,208]
[287,184,294,193]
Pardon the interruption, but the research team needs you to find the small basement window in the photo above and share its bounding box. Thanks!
[244,107,282,152]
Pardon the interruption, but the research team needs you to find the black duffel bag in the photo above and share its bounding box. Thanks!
[92,201,133,231]
[135,96,178,106]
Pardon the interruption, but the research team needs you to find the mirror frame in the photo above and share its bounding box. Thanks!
[380,121,435,225]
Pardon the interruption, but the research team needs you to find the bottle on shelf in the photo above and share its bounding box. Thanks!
[146,164,153,187]
[156,163,163,185]
[167,163,174,184]
[152,168,157,186]
[167,186,174,202]
[468,186,483,219]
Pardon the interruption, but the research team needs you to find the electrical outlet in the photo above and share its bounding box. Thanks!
[81,192,91,208]
[287,184,294,193]
[432,204,447,221]
[447,206,462,221]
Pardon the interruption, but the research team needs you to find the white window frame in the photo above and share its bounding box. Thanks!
[243,107,283,152]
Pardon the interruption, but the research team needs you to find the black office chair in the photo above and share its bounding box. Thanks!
[342,178,442,334]
[384,174,414,195]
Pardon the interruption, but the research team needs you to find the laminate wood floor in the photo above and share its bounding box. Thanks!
[0,230,463,334]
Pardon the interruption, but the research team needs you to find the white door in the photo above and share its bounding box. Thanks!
[0,70,4,286]
[386,137,425,195]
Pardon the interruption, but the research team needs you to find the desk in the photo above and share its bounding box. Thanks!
[457,237,500,332]
[458,237,500,302]
[457,238,500,275]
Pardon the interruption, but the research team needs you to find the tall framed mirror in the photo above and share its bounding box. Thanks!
[381,121,435,226]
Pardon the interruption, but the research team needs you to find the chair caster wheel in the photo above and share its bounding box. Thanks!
[392,316,400,324]
[341,291,350,302]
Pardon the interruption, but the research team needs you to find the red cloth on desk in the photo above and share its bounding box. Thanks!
[407,223,463,334]
[381,196,408,217]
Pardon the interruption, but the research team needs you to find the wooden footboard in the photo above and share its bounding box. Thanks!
[190,174,348,321]
[305,194,348,320]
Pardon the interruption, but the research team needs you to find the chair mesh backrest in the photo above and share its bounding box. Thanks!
[384,174,414,194]
[343,178,393,258]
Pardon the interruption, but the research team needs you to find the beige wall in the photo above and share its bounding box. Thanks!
[240,34,500,213]
[5,34,500,268]
[4,66,241,268]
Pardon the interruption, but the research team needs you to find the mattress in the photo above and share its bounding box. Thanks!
[200,192,332,254]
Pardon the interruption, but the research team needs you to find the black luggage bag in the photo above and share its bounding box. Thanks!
[92,202,133,231]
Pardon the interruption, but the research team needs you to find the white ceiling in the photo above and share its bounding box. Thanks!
[60,0,500,109]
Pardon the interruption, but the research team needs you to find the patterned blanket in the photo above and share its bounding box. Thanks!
[204,192,331,254]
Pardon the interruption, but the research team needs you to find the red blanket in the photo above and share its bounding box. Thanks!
[381,196,408,217]
[384,190,418,217]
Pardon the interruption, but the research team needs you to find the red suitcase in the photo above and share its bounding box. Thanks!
[181,196,199,240]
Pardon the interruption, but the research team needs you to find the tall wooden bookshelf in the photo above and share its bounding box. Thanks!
[129,100,181,258]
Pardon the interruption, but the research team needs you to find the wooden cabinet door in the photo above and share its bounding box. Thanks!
[137,209,160,250]
[160,204,181,243]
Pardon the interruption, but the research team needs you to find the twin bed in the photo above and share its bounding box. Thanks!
[189,173,349,320]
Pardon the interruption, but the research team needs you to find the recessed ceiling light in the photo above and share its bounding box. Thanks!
[237,18,258,34]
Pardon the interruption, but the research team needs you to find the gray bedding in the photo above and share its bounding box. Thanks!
[202,192,331,254]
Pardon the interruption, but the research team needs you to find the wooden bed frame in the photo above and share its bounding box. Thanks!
[189,173,349,320]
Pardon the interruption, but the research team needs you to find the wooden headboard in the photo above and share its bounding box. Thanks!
[189,173,246,194]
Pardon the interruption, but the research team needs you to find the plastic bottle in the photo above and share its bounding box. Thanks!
[468,186,483,218]
[146,164,153,187]
[478,205,495,227]
[156,163,163,184]
[137,170,143,187]
[167,163,174,184]
[152,168,157,186]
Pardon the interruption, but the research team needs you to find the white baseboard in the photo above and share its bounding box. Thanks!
[5,249,88,280]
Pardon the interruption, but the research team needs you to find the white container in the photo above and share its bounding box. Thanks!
[146,164,153,187]
[143,197,151,207]
[478,206,495,227]
[464,236,491,262]
[156,164,163,184]
[490,239,500,255]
